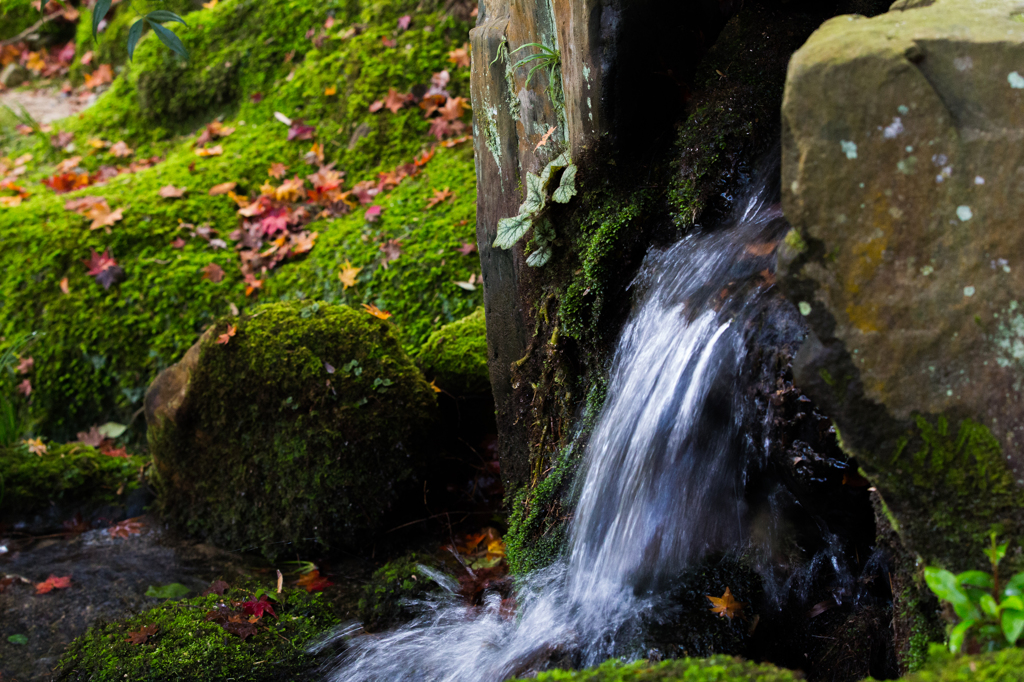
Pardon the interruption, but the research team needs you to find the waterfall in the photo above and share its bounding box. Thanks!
[315,178,789,681]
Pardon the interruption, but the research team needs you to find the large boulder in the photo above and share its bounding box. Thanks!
[779,0,1024,571]
[145,301,437,560]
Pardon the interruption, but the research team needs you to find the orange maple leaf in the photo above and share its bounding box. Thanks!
[383,88,412,114]
[707,587,744,620]
[448,43,470,68]
[217,324,237,344]
[208,181,238,196]
[362,303,391,320]
[35,574,71,594]
[196,145,224,157]
[338,260,361,289]
[426,186,453,209]
[268,162,288,179]
[202,263,226,283]
[296,569,333,593]
[109,141,133,158]
[159,185,187,198]
[108,518,144,538]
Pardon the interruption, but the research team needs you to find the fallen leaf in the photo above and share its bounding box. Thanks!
[439,96,470,122]
[108,518,144,539]
[324,16,336,29]
[59,277,70,294]
[202,0,218,7]
[426,186,453,209]
[196,145,224,157]
[369,100,384,113]
[159,185,187,198]
[268,162,288,179]
[291,231,318,255]
[379,238,402,266]
[109,141,133,158]
[80,50,94,65]
[364,205,382,222]
[338,260,361,289]
[429,379,441,393]
[745,242,778,257]
[249,92,264,103]
[23,438,46,455]
[77,425,104,447]
[448,43,470,68]
[50,131,74,149]
[362,303,391,320]
[0,196,23,208]
[202,580,230,596]
[458,241,476,255]
[383,88,413,114]
[217,324,237,345]
[82,248,124,289]
[324,85,337,96]
[208,181,238,196]
[171,237,186,249]
[17,379,32,396]
[87,203,124,231]
[125,624,158,645]
[241,595,277,620]
[381,36,397,48]
[202,263,225,283]
[397,14,411,30]
[535,126,556,151]
[296,569,333,593]
[288,121,316,141]
[205,606,257,639]
[707,587,744,620]
[35,575,71,594]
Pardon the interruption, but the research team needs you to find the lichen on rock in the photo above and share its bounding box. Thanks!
[146,301,437,560]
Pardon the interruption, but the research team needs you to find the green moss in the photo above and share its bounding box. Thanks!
[1,0,45,41]
[873,415,1024,572]
[55,581,339,681]
[0,0,478,440]
[895,645,1024,681]
[357,552,443,631]
[504,442,576,575]
[0,440,146,514]
[150,301,437,560]
[518,656,801,682]
[415,307,489,396]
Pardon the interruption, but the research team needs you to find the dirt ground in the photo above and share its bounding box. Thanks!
[0,88,95,124]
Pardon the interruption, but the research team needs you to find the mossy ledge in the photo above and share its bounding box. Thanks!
[55,582,339,681]
[148,301,437,560]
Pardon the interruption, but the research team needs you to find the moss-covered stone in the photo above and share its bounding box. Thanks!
[55,581,339,681]
[0,440,147,520]
[0,0,480,441]
[415,307,489,396]
[357,552,443,631]
[147,301,437,560]
[517,656,802,682]
[897,646,1024,681]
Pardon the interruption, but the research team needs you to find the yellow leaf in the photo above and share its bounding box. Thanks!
[338,260,361,289]
[707,587,744,620]
[196,145,224,157]
[362,303,391,320]
[324,86,337,96]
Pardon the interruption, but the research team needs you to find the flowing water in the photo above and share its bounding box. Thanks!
[316,180,791,681]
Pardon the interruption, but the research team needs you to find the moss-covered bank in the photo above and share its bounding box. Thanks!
[55,582,339,681]
[148,301,436,560]
[519,656,801,682]
[0,0,480,442]
[416,306,489,396]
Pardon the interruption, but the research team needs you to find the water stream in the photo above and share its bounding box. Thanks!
[316,179,791,681]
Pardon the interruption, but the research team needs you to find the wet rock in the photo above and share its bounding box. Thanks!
[779,0,1024,570]
[0,63,28,88]
[145,301,437,560]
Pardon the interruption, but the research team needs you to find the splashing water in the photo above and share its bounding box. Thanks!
[316,181,788,681]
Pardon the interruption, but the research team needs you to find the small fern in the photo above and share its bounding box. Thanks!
[510,42,561,92]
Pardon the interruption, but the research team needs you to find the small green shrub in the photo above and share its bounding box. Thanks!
[924,532,1024,654]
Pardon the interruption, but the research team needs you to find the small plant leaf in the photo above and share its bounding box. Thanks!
[519,172,545,215]
[127,19,145,61]
[145,10,189,27]
[147,20,189,60]
[552,164,577,204]
[526,244,552,267]
[493,214,532,249]
[925,567,978,620]
[8,634,28,645]
[1002,608,1024,644]
[957,570,994,590]
[92,0,112,38]
[949,618,976,653]
[980,593,999,618]
[1004,572,1024,597]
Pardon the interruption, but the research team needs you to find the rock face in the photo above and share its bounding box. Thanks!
[779,0,1024,569]
[145,301,437,560]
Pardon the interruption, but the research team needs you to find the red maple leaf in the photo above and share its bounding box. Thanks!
[241,595,277,620]
[35,575,71,594]
[82,248,124,289]
[296,569,333,592]
[383,88,413,114]
[428,118,452,140]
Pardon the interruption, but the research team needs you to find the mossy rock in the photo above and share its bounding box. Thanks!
[518,656,802,681]
[55,582,339,681]
[357,552,445,632]
[146,301,437,560]
[0,440,148,531]
[899,646,1024,681]
[416,307,490,396]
